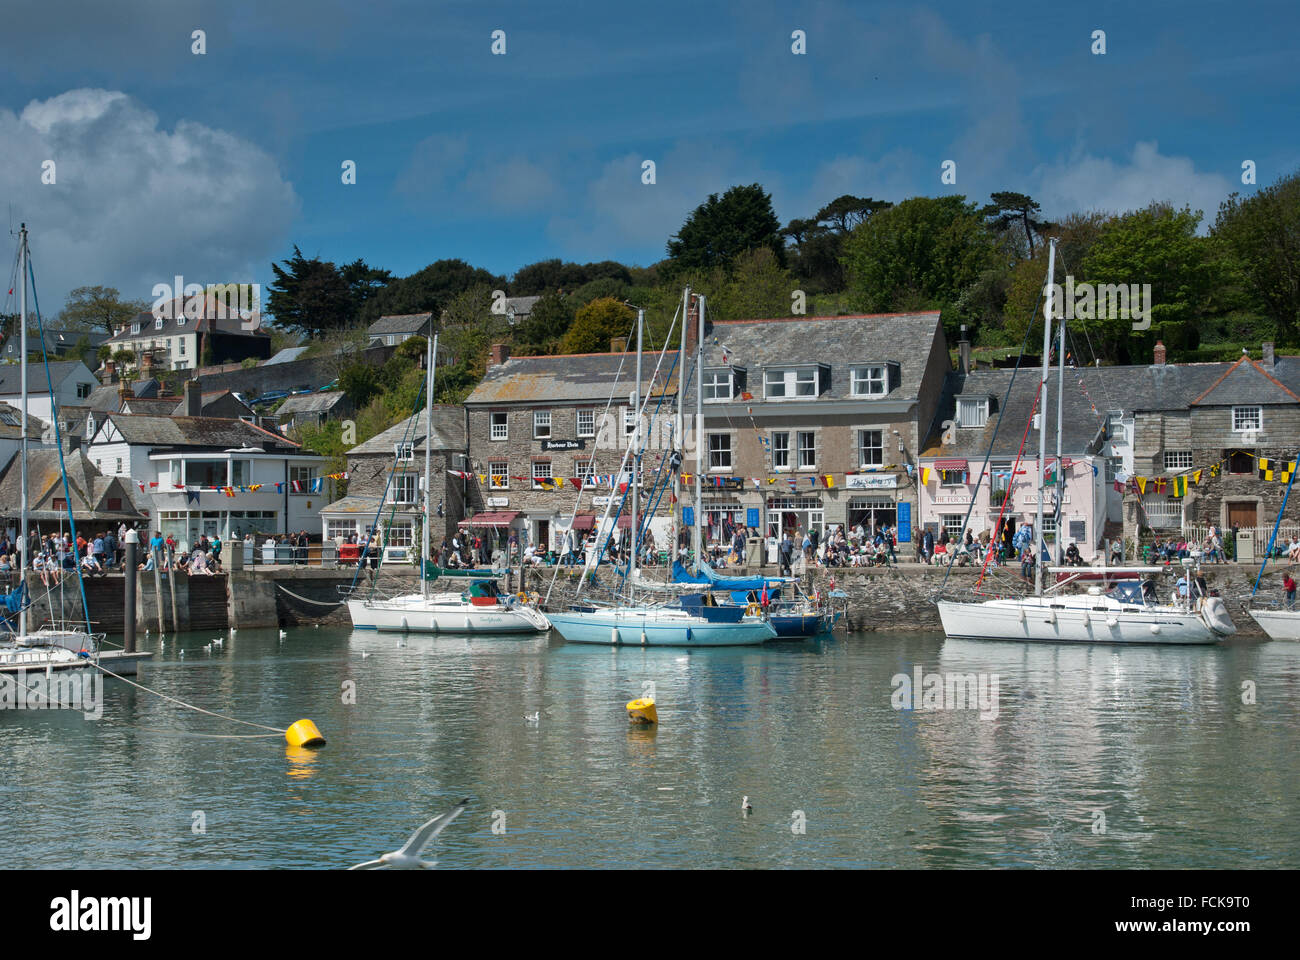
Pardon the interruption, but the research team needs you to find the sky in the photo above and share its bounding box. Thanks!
[1,0,1297,314]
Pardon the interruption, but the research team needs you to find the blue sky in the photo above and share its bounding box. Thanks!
[1,0,1296,311]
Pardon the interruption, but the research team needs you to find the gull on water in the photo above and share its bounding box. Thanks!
[348,799,469,870]
[741,796,753,813]
[524,712,540,723]
[279,630,287,639]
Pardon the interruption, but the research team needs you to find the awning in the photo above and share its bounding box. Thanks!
[570,514,596,531]
[616,514,633,529]
[458,511,519,528]
[933,459,968,470]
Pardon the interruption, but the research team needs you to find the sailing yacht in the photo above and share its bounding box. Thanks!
[935,238,1236,646]
[546,296,776,647]
[1,224,110,674]
[1243,458,1300,641]
[344,333,550,634]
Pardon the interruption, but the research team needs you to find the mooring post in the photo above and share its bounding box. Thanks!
[169,560,180,634]
[151,541,166,636]
[124,529,138,653]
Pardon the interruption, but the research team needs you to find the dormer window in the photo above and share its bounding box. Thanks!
[177,315,186,327]
[850,365,888,397]
[154,316,164,330]
[764,365,820,400]
[956,397,989,428]
[702,368,733,402]
[131,322,141,335]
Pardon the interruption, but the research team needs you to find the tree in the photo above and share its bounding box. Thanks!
[339,362,382,410]
[267,246,355,336]
[360,259,504,324]
[1213,170,1300,343]
[717,247,794,320]
[511,259,632,296]
[814,195,892,234]
[842,195,999,321]
[514,290,574,354]
[981,192,1051,258]
[58,286,147,335]
[666,184,784,273]
[340,258,394,314]
[558,297,636,354]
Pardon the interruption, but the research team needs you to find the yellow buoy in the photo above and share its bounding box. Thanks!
[626,697,657,724]
[285,718,326,748]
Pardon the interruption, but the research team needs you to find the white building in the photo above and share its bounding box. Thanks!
[0,360,99,426]
[86,408,331,547]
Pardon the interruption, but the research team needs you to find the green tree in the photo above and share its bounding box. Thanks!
[981,192,1051,258]
[339,362,382,410]
[558,297,636,354]
[717,247,795,320]
[267,246,355,336]
[360,259,504,324]
[514,290,574,354]
[1213,170,1300,343]
[58,286,147,335]
[666,184,784,273]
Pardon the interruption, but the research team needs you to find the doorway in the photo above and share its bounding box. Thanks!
[1226,500,1258,530]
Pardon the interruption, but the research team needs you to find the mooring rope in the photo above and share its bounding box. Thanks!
[274,583,344,606]
[93,662,284,735]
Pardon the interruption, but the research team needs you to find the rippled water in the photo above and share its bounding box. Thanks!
[3,626,1298,869]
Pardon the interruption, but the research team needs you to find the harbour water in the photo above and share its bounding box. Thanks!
[3,627,1298,869]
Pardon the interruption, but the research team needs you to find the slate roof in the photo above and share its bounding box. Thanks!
[367,313,433,336]
[1191,355,1300,406]
[0,402,43,440]
[318,494,398,515]
[467,352,678,405]
[103,294,270,344]
[688,312,944,404]
[0,448,143,521]
[1,328,109,359]
[502,296,539,317]
[95,414,301,453]
[278,392,350,414]
[83,377,164,413]
[348,406,466,455]
[265,346,310,365]
[0,360,93,395]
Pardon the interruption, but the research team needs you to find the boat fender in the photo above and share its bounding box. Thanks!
[745,603,761,617]
[1106,617,1118,627]
[1150,623,1160,635]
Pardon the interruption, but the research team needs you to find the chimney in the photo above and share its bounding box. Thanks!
[140,350,154,376]
[610,337,628,354]
[685,294,701,357]
[1263,341,1275,367]
[958,324,972,375]
[103,359,117,383]
[488,343,510,366]
[184,379,201,417]
[1153,340,1167,366]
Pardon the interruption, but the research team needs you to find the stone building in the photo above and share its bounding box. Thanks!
[464,344,677,554]
[318,406,468,559]
[686,309,950,552]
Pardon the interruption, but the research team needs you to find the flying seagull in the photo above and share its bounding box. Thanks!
[348,799,469,870]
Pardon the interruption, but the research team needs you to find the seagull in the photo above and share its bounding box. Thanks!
[741,796,753,813]
[211,636,222,647]
[178,649,185,659]
[524,712,539,723]
[361,650,371,659]
[203,642,213,654]
[279,629,287,640]
[348,799,469,870]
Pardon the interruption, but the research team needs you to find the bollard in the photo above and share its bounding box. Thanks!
[124,530,138,653]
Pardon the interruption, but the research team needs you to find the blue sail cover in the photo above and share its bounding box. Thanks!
[671,560,791,591]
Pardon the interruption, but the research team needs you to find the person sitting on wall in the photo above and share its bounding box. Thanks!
[1064,541,1084,566]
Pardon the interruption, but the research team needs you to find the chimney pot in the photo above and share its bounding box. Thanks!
[1153,341,1167,366]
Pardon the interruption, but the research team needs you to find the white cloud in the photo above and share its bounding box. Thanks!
[1031,141,1234,229]
[0,88,298,310]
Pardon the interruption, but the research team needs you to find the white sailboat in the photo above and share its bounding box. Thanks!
[345,332,550,634]
[936,238,1236,646]
[1,224,107,673]
[547,297,776,646]
[1244,459,1300,641]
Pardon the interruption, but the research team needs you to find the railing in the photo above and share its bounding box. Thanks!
[1138,497,1184,529]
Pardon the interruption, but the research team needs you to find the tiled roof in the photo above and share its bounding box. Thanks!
[96,413,301,452]
[467,352,678,405]
[366,313,433,336]
[348,406,465,455]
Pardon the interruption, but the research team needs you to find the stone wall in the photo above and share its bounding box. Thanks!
[193,344,395,399]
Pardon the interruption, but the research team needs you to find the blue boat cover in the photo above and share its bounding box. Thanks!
[672,561,791,591]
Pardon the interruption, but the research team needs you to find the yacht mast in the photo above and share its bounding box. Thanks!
[18,224,28,636]
[1035,238,1058,597]
[630,309,643,596]
[693,294,704,571]
[1055,294,1065,566]
[674,286,688,575]
[422,332,437,600]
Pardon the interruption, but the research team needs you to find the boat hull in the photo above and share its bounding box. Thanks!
[1247,608,1300,641]
[937,598,1227,645]
[769,612,836,638]
[347,597,549,634]
[549,608,777,646]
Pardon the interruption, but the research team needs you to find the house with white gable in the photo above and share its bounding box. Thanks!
[86,384,331,547]
[0,360,99,426]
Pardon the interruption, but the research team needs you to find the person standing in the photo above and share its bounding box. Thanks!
[1285,572,1296,610]
[778,532,794,576]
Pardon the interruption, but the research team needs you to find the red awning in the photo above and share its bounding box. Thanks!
[616,514,633,529]
[933,459,968,470]
[570,514,596,531]
[458,511,520,528]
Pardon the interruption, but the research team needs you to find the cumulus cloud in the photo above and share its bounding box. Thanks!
[0,88,298,310]
[1031,141,1234,229]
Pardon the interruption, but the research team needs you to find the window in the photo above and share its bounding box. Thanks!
[115,457,123,474]
[772,432,790,469]
[797,431,816,469]
[179,339,186,356]
[1233,406,1262,432]
[957,398,988,428]
[533,410,551,439]
[623,408,638,437]
[1105,458,1119,483]
[131,322,140,335]
[390,473,418,503]
[289,465,314,492]
[107,498,122,511]
[703,368,734,402]
[1164,451,1193,471]
[177,316,186,328]
[76,382,93,399]
[394,442,414,462]
[155,316,164,330]
[708,433,732,471]
[531,461,553,489]
[327,519,355,541]
[184,459,226,487]
[939,468,968,486]
[489,461,509,489]
[386,521,414,548]
[851,365,887,397]
[1228,450,1254,474]
[231,460,253,486]
[577,409,595,437]
[490,412,508,441]
[1041,515,1057,537]
[941,514,965,540]
[858,430,883,467]
[576,461,596,487]
[53,499,67,511]
[764,367,818,399]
